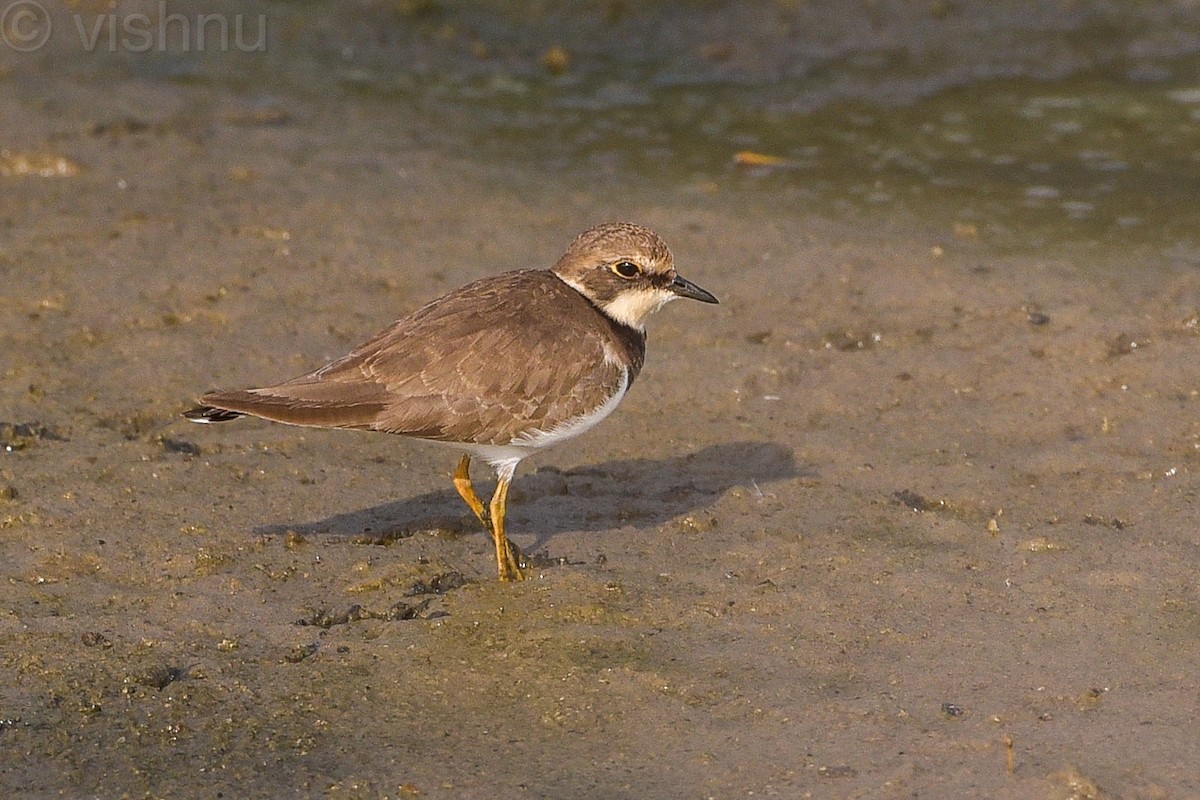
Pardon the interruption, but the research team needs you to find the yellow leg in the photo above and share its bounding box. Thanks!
[488,474,525,582]
[452,454,524,581]
[452,454,489,527]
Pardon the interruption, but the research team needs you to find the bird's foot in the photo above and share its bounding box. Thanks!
[496,535,526,582]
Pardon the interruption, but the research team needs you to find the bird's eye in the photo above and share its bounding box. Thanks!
[612,261,641,279]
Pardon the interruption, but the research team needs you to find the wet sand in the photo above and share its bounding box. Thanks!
[4,19,1200,800]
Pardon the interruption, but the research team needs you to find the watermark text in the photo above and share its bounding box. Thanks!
[2,1,267,53]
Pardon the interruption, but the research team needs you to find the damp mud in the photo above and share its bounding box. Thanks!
[3,3,1200,798]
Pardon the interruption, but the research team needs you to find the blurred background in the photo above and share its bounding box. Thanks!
[8,0,1200,253]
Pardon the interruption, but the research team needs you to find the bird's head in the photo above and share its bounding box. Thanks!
[552,222,718,330]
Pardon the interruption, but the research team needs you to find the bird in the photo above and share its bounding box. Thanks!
[184,222,719,581]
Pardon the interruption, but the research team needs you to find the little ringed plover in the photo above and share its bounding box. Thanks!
[185,222,718,580]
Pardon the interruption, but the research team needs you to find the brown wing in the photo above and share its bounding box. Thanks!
[194,271,645,445]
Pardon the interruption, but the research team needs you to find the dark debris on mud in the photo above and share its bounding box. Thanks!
[0,421,67,451]
[296,571,470,628]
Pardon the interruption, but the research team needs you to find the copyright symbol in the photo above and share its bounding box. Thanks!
[1,0,51,52]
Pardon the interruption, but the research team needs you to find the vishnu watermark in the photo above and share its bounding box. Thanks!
[1,1,267,53]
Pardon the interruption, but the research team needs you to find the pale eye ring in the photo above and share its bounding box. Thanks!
[612,260,640,278]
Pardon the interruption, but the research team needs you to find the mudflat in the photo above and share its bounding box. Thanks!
[3,9,1200,798]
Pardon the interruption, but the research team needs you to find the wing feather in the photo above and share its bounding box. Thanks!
[194,271,645,444]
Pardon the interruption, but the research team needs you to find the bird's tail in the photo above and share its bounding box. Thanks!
[182,385,387,429]
[183,405,245,423]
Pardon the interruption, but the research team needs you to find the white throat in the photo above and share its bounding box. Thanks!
[598,289,676,330]
[553,273,676,331]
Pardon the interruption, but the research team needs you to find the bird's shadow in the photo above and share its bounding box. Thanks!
[255,441,803,552]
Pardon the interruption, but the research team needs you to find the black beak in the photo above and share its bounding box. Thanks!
[670,274,719,304]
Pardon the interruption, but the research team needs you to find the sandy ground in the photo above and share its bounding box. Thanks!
[3,36,1200,800]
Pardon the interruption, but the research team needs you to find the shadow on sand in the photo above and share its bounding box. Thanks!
[256,441,801,551]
